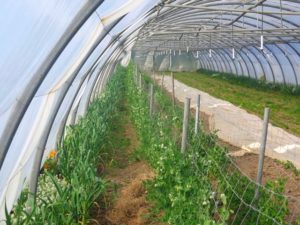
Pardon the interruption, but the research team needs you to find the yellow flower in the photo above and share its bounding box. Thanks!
[48,150,57,159]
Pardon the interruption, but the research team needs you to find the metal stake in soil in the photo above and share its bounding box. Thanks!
[171,72,175,106]
[195,94,201,134]
[255,107,270,200]
[181,97,191,154]
[149,84,154,116]
[161,73,165,88]
[139,73,142,89]
[135,65,138,85]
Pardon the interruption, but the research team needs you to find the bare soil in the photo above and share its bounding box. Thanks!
[91,114,164,225]
[233,153,300,222]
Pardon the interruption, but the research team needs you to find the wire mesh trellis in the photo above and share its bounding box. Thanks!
[136,67,300,224]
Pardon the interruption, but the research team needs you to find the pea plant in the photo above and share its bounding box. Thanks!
[126,63,289,225]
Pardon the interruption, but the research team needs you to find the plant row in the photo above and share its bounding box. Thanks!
[5,66,126,224]
[126,63,291,225]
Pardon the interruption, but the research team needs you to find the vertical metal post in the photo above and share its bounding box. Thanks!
[139,73,142,89]
[195,94,201,134]
[255,107,270,200]
[149,84,154,116]
[135,65,138,85]
[181,97,191,154]
[171,72,175,106]
[161,73,165,88]
[153,50,155,72]
[169,52,172,70]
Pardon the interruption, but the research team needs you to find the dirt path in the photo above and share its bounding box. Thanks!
[91,112,162,225]
[155,75,300,168]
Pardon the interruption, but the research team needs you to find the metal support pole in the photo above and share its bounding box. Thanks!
[169,52,172,70]
[171,72,175,106]
[28,21,121,197]
[161,73,165,88]
[195,94,201,134]
[0,0,104,170]
[181,97,190,154]
[149,84,154,116]
[139,73,142,89]
[255,107,270,200]
[135,65,138,84]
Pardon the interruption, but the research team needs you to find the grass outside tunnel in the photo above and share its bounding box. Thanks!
[172,70,300,136]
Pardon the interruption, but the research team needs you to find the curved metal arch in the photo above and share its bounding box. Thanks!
[235,49,254,77]
[238,48,258,79]
[269,43,298,85]
[135,1,298,86]
[233,50,248,76]
[214,49,232,74]
[210,49,231,73]
[0,0,105,170]
[222,48,242,75]
[199,52,211,71]
[54,37,123,146]
[141,4,300,50]
[218,50,231,73]
[243,46,268,79]
[55,67,96,147]
[198,53,209,70]
[222,48,244,76]
[248,46,276,82]
[234,49,251,77]
[210,50,225,72]
[197,56,205,70]
[28,18,124,195]
[219,48,238,74]
[276,44,299,85]
[82,39,133,115]
[202,51,216,71]
[264,44,286,84]
[154,1,300,32]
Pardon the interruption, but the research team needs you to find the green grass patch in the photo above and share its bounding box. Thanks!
[172,70,300,136]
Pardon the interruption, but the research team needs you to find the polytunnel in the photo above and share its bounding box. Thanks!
[0,0,300,224]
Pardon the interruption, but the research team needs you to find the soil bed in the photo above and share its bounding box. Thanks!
[90,105,163,225]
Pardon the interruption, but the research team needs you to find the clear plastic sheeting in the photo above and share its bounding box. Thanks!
[0,0,85,115]
[0,0,159,221]
[0,0,300,222]
[134,1,300,85]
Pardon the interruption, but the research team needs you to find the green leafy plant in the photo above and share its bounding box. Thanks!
[6,66,126,224]
[126,63,289,225]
